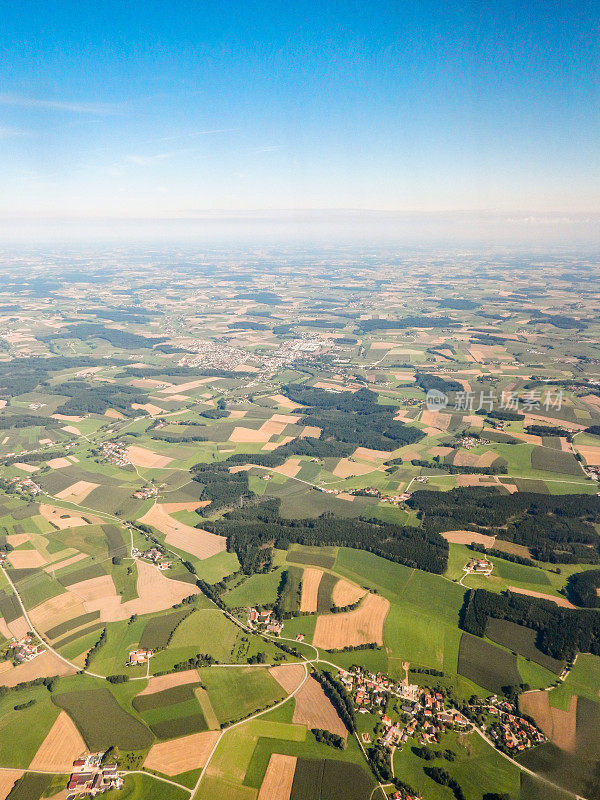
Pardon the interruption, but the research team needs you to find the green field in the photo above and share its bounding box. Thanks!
[52,689,153,750]
[457,633,521,693]
[199,667,286,725]
[486,618,565,675]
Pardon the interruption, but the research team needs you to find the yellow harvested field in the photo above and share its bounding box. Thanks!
[105,409,124,419]
[29,711,86,771]
[269,663,306,694]
[524,413,587,431]
[55,480,99,504]
[159,501,207,513]
[144,730,221,776]
[30,593,86,632]
[352,446,393,461]
[13,462,39,473]
[39,504,102,529]
[313,593,389,649]
[300,425,321,438]
[453,450,497,468]
[7,616,29,639]
[273,457,302,478]
[429,446,454,457]
[70,575,118,603]
[230,426,271,443]
[313,381,357,392]
[130,378,173,388]
[270,393,302,410]
[420,410,451,430]
[46,457,72,469]
[52,414,83,422]
[270,413,299,425]
[336,492,355,502]
[7,549,46,569]
[519,692,577,751]
[229,409,247,419]
[6,534,30,547]
[293,676,348,739]
[300,568,323,612]
[577,445,600,466]
[456,474,494,487]
[61,425,81,436]
[333,459,377,479]
[262,436,294,451]
[508,587,576,608]
[0,771,23,800]
[441,530,496,547]
[43,552,86,575]
[131,402,166,416]
[126,445,173,468]
[82,560,196,622]
[0,649,76,687]
[139,504,226,559]
[159,377,218,394]
[331,579,367,607]
[258,754,297,800]
[138,669,200,696]
[230,418,289,443]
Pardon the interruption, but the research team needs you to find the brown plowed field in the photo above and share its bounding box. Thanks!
[139,504,226,559]
[299,569,323,612]
[29,710,86,771]
[143,730,221,775]
[331,579,367,607]
[292,676,348,739]
[520,691,577,751]
[258,754,297,800]
[313,593,389,649]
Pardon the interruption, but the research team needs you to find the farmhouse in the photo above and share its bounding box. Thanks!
[128,648,152,665]
[68,752,124,795]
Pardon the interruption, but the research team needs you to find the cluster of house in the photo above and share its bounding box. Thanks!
[131,485,159,500]
[341,666,468,753]
[28,402,46,410]
[584,463,600,483]
[6,475,41,496]
[9,633,42,664]
[67,752,124,796]
[128,648,152,666]
[131,546,171,570]
[475,695,545,752]
[458,436,491,449]
[99,441,130,467]
[247,608,283,636]
[464,557,493,576]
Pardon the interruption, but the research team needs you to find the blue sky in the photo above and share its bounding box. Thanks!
[1,1,598,225]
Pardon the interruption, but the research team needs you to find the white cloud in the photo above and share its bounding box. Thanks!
[0,93,122,115]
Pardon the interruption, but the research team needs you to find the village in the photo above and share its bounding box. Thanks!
[98,441,130,467]
[339,665,544,771]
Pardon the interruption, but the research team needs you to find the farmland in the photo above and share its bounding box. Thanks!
[0,253,598,797]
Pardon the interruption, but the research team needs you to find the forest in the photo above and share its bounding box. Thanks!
[203,497,448,575]
[567,569,600,608]
[409,487,600,563]
[282,385,424,449]
[461,588,600,661]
